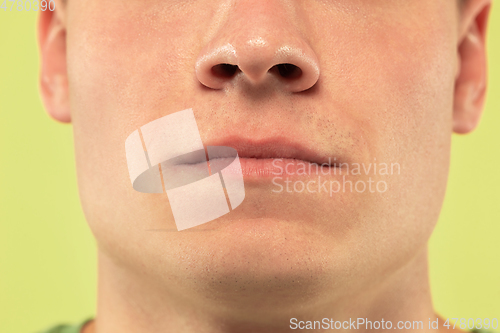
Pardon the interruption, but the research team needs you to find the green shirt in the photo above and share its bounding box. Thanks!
[38,318,93,333]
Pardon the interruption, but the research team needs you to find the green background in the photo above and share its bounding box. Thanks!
[1,7,499,333]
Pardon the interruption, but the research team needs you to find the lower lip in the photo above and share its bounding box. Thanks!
[169,158,338,182]
[237,158,334,180]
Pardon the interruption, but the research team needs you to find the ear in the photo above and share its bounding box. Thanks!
[37,2,70,123]
[453,0,491,134]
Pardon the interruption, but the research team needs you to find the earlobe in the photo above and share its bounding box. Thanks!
[452,1,490,134]
[37,8,71,123]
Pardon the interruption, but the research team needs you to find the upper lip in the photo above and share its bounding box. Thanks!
[204,136,341,167]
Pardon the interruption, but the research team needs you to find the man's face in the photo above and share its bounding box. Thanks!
[66,0,458,317]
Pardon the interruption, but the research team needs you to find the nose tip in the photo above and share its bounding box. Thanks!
[195,39,320,93]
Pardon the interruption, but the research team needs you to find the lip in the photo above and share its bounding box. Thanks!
[204,136,344,180]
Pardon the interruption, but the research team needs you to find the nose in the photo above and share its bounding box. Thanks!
[195,2,320,93]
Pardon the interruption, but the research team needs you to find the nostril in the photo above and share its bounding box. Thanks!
[196,42,319,92]
[276,63,302,79]
[211,63,239,79]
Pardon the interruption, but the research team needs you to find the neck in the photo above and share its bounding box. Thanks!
[90,245,443,333]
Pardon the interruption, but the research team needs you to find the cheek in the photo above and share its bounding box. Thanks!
[309,4,457,249]
[65,1,211,239]
[368,20,456,240]
[66,0,203,113]
[368,12,456,197]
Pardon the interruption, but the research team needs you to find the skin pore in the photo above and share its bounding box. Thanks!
[37,0,490,332]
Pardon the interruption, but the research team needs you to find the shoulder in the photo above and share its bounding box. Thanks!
[37,324,77,333]
[37,318,93,333]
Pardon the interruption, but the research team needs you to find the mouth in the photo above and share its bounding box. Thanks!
[204,136,342,179]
